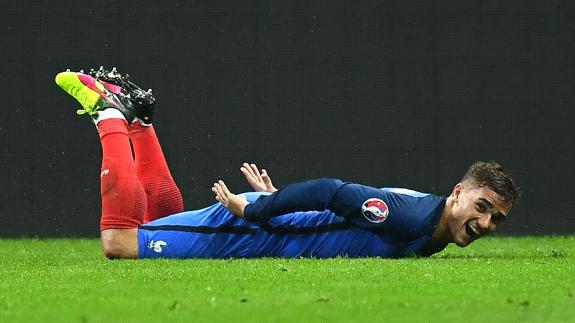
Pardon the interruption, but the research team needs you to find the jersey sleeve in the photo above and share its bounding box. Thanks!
[243,178,407,229]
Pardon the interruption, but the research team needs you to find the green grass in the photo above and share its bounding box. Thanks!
[0,237,573,322]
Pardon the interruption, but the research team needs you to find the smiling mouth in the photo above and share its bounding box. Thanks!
[465,223,480,239]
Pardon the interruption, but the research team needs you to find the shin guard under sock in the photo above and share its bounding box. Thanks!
[98,119,146,230]
[129,123,184,223]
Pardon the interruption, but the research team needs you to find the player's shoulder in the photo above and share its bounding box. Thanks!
[379,187,446,233]
[381,187,431,198]
[380,187,446,210]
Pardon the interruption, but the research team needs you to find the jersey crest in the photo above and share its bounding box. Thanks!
[361,198,389,223]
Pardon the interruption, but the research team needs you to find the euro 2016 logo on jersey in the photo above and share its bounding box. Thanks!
[362,198,389,223]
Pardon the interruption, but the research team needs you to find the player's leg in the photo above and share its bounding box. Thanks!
[93,68,184,223]
[55,70,145,259]
[97,118,145,258]
[129,123,184,223]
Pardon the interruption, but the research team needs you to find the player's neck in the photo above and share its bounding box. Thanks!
[424,202,454,255]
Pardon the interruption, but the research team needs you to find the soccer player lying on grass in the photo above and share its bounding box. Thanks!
[55,67,520,259]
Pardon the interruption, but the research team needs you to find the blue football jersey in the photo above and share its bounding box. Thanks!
[138,179,446,259]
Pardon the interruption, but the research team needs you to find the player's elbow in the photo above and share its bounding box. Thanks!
[100,229,139,259]
[307,178,345,193]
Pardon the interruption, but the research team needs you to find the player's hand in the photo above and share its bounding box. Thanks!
[211,180,249,217]
[241,162,278,193]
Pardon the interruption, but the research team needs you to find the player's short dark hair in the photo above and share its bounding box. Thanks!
[462,161,521,204]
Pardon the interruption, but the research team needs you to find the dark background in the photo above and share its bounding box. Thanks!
[1,1,573,237]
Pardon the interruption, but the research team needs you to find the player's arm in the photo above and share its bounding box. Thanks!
[213,178,394,228]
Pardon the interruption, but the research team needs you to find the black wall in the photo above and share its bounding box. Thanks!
[1,1,573,237]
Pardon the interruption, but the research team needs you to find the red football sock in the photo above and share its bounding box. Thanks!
[98,119,146,230]
[129,123,184,223]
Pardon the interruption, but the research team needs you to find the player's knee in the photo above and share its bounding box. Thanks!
[101,239,124,259]
[100,229,138,259]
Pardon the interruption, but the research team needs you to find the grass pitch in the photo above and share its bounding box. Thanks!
[0,237,573,322]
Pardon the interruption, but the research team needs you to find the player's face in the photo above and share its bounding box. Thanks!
[448,183,511,247]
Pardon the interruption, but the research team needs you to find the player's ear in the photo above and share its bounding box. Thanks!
[452,183,464,202]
